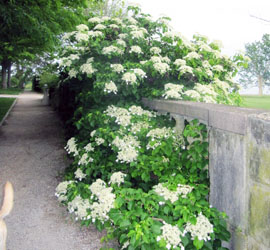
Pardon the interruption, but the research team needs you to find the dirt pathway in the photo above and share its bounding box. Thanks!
[0,91,115,250]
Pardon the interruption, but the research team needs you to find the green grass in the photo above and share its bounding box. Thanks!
[0,88,23,95]
[25,82,32,90]
[0,98,16,121]
[241,95,270,110]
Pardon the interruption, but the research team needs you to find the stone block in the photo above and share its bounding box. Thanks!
[249,184,270,248]
[209,128,247,229]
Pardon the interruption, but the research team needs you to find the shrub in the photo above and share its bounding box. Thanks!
[54,5,246,250]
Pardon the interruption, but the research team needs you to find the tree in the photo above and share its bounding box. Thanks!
[0,0,101,89]
[238,34,270,95]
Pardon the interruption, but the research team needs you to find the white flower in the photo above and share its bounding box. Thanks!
[65,137,79,156]
[174,59,186,67]
[179,65,194,75]
[75,168,86,181]
[102,45,124,55]
[78,153,93,166]
[184,52,201,60]
[80,63,97,75]
[212,65,224,72]
[150,47,161,55]
[109,172,126,186]
[130,45,143,54]
[153,183,193,203]
[76,24,89,31]
[111,64,124,73]
[90,130,96,137]
[163,83,184,100]
[185,213,214,241]
[214,78,230,91]
[158,223,185,250]
[194,83,217,97]
[122,72,137,84]
[88,31,103,38]
[75,32,89,42]
[94,24,106,30]
[101,16,110,22]
[118,33,128,39]
[127,16,138,25]
[68,69,77,78]
[211,39,223,48]
[202,95,216,103]
[184,90,201,100]
[55,181,74,197]
[116,39,126,47]
[153,62,170,74]
[105,106,131,126]
[68,54,80,60]
[151,56,162,64]
[133,68,146,78]
[67,195,91,220]
[95,137,105,145]
[104,81,118,94]
[112,17,123,25]
[130,30,145,39]
[109,24,119,29]
[84,143,94,152]
[88,17,102,23]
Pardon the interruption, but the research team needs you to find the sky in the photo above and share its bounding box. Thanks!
[130,0,270,93]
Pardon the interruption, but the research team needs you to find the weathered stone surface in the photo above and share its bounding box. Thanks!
[249,184,270,248]
[209,128,247,229]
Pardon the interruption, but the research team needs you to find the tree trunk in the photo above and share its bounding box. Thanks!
[7,61,12,88]
[258,75,264,96]
[1,61,8,89]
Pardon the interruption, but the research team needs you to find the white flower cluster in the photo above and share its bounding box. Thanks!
[153,62,170,75]
[112,135,140,163]
[74,168,86,181]
[150,47,161,55]
[130,45,143,54]
[111,64,124,73]
[105,105,131,126]
[95,137,105,145]
[163,83,184,100]
[150,56,171,64]
[130,121,150,134]
[89,179,116,222]
[179,65,194,75]
[184,90,201,100]
[153,183,193,203]
[65,137,79,156]
[78,153,93,166]
[68,69,78,78]
[212,65,224,72]
[68,195,91,220]
[133,68,146,78]
[109,171,126,186]
[214,78,230,92]
[157,223,184,250]
[88,30,103,38]
[102,45,124,55]
[194,83,217,98]
[84,143,94,152]
[88,17,102,23]
[104,81,118,94]
[146,127,174,150]
[174,59,186,67]
[122,72,137,85]
[80,63,97,75]
[55,181,74,202]
[75,32,89,42]
[184,51,201,60]
[128,105,155,117]
[94,24,106,30]
[184,213,214,241]
[76,24,89,31]
[116,39,126,47]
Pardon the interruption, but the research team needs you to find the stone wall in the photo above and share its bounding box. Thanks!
[142,98,270,250]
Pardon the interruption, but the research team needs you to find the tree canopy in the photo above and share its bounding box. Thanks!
[238,34,270,95]
[0,0,101,88]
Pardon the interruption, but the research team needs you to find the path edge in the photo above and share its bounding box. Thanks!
[0,99,17,127]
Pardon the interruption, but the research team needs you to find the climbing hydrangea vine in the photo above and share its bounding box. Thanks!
[54,4,245,250]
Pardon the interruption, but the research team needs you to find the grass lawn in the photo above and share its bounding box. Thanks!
[0,98,16,121]
[241,95,270,110]
[0,88,23,95]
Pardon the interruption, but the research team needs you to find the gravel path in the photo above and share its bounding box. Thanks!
[0,91,117,250]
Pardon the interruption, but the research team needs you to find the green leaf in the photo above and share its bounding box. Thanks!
[120,219,131,228]
[193,237,204,249]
